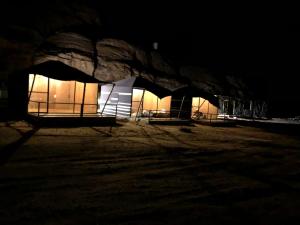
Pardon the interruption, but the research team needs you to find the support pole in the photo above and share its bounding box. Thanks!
[135,89,145,122]
[141,90,144,114]
[96,84,100,114]
[207,99,210,119]
[199,99,206,110]
[233,100,235,116]
[116,98,119,117]
[178,96,185,118]
[101,84,115,116]
[38,102,40,117]
[47,78,49,113]
[73,81,77,113]
[80,82,86,117]
[156,95,159,113]
[28,74,36,103]
[130,88,133,117]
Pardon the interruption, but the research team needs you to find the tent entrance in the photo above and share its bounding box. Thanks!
[97,84,172,119]
[28,74,99,117]
[131,88,171,119]
[191,97,219,120]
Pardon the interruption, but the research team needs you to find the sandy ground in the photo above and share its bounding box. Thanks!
[1,120,300,225]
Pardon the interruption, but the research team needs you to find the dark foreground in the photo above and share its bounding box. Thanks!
[1,121,300,225]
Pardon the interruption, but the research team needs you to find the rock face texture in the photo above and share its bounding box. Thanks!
[35,32,187,92]
[180,66,255,99]
[0,0,101,80]
[35,32,260,100]
[0,0,102,117]
[0,0,266,116]
[2,27,263,102]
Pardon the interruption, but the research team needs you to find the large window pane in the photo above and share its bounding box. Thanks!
[191,97,218,119]
[28,101,47,113]
[158,96,171,112]
[28,73,99,115]
[143,91,171,112]
[29,74,48,93]
[48,79,75,113]
[28,74,48,113]
[131,88,171,116]
[83,83,98,113]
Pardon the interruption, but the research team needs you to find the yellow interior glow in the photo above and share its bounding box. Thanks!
[132,88,171,115]
[28,74,98,114]
[192,97,218,119]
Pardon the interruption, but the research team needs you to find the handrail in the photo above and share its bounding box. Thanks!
[29,100,97,106]
[191,111,236,123]
[146,109,190,123]
[28,101,110,117]
[29,101,117,117]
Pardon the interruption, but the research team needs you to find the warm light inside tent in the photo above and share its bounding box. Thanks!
[191,97,218,119]
[28,74,98,114]
[132,88,171,116]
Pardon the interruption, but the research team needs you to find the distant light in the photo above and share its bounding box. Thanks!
[153,42,158,50]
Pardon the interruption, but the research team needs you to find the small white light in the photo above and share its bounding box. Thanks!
[153,42,158,50]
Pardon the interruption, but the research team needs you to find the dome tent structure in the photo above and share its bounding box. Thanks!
[26,61,103,118]
[99,76,172,118]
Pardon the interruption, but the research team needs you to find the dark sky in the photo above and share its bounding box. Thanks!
[98,3,297,72]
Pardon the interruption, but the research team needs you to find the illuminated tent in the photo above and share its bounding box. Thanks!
[178,66,268,119]
[114,76,171,98]
[99,76,172,118]
[172,86,219,106]
[169,86,219,119]
[27,61,101,83]
[27,61,103,116]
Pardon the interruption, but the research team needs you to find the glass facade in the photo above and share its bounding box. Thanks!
[191,97,218,120]
[131,88,171,117]
[28,74,98,115]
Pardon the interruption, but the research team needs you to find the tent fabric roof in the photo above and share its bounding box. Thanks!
[172,86,219,107]
[113,76,172,98]
[26,61,252,105]
[27,61,103,83]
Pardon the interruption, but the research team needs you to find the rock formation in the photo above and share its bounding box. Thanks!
[34,32,187,92]
[0,0,267,116]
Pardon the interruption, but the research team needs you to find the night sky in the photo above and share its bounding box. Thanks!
[98,4,296,72]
